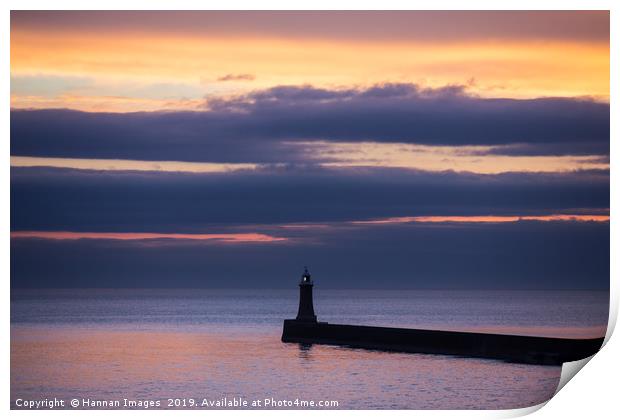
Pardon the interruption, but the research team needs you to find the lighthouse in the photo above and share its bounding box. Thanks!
[295,266,317,322]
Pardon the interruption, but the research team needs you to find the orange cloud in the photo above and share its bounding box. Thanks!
[11,214,609,245]
[10,231,287,243]
[11,143,611,175]
[353,214,610,225]
[11,156,259,173]
[307,142,609,174]
[10,28,609,112]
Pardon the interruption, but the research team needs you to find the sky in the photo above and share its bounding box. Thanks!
[10,11,610,289]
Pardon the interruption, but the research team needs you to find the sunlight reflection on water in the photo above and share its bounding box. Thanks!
[11,326,561,409]
[10,289,608,409]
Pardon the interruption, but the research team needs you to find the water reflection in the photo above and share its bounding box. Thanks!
[11,326,561,409]
[297,343,314,360]
[13,289,599,409]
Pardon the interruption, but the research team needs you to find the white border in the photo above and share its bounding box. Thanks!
[3,1,617,419]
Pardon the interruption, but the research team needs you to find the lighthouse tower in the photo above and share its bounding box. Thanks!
[296,266,317,322]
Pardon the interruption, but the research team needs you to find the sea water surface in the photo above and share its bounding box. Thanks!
[11,289,608,409]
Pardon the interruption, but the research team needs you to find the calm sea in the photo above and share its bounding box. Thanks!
[11,289,609,410]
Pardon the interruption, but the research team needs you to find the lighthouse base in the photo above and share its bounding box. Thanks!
[281,319,603,366]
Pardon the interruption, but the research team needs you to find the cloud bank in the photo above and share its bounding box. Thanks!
[11,84,610,163]
[11,166,609,232]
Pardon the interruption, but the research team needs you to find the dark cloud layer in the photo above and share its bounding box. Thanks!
[11,166,609,232]
[10,82,610,290]
[11,84,610,162]
[11,221,609,289]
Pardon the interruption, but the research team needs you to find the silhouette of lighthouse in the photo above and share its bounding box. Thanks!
[296,266,317,322]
